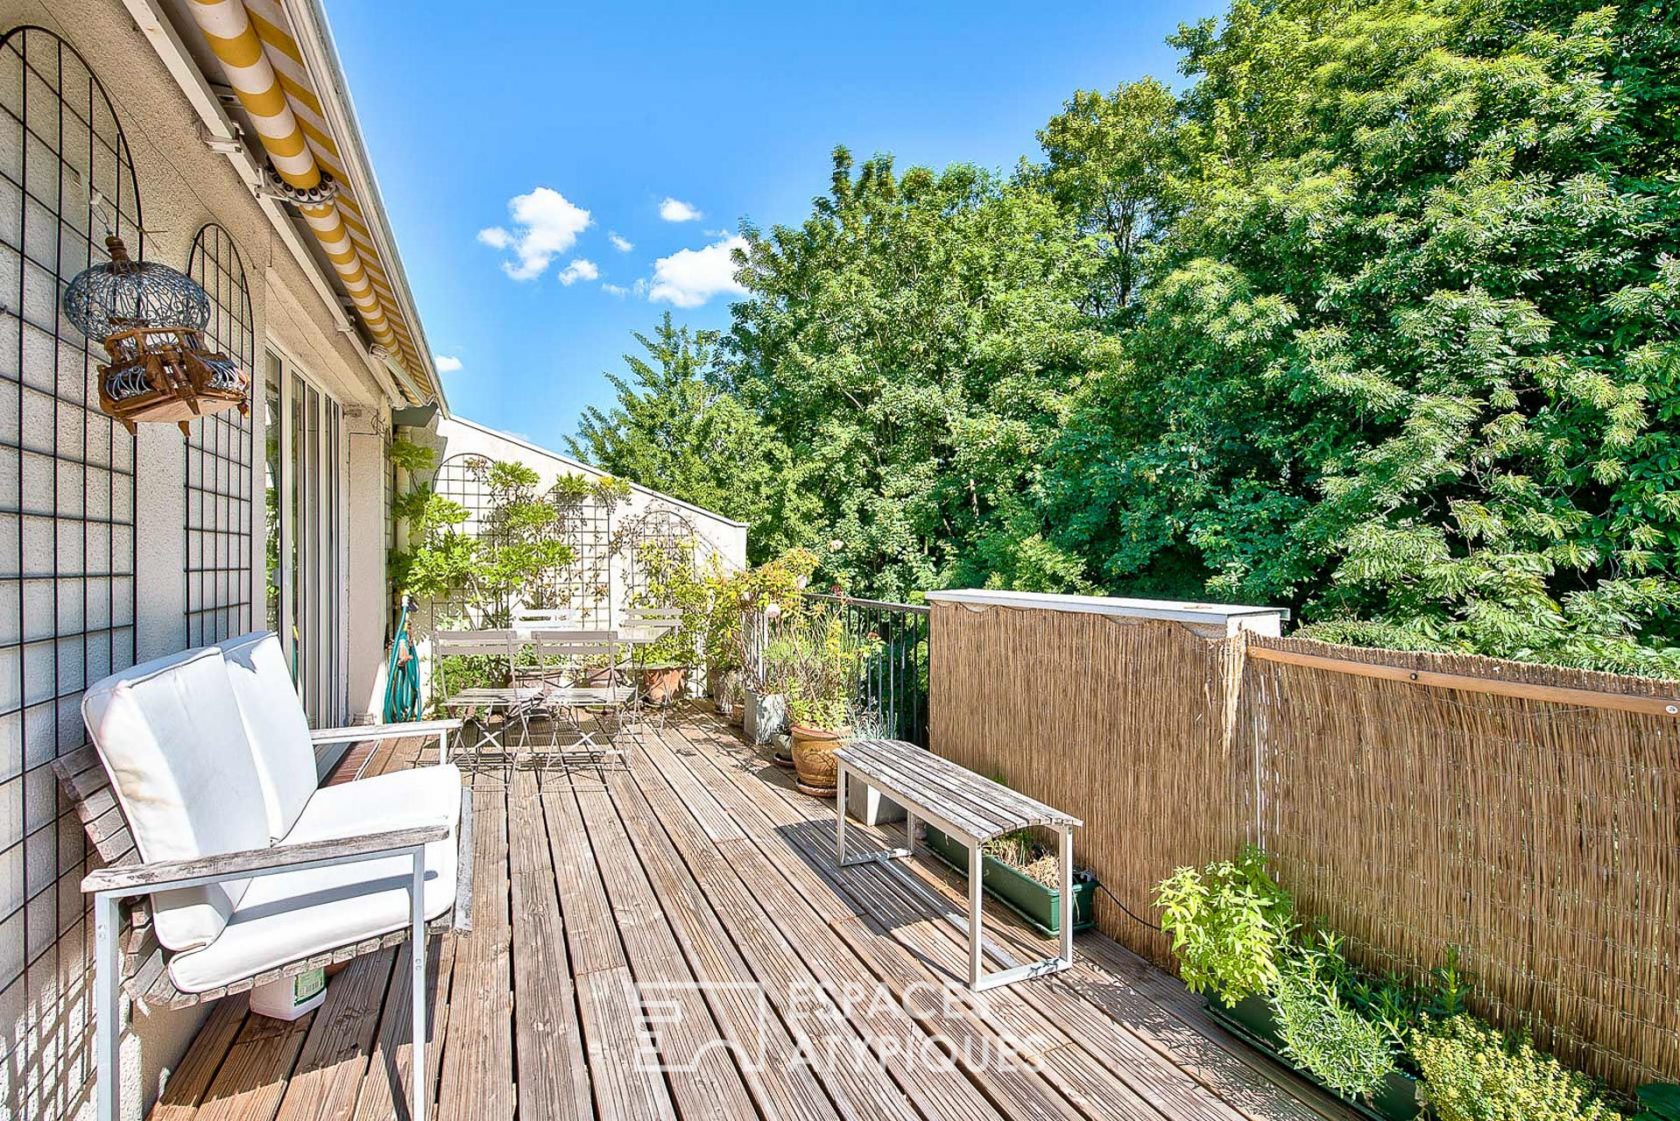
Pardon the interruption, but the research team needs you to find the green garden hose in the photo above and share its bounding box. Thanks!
[383,598,422,723]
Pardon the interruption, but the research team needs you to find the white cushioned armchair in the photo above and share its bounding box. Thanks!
[74,632,469,1121]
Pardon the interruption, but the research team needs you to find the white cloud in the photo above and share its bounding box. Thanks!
[659,197,703,222]
[478,187,591,280]
[433,353,463,373]
[649,235,747,308]
[608,232,634,252]
[601,282,630,297]
[557,258,599,286]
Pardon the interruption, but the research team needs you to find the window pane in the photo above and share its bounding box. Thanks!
[263,352,283,644]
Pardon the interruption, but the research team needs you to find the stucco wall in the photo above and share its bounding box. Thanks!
[0,3,398,1118]
[395,415,750,700]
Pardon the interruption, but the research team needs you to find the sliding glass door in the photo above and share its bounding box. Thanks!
[263,349,346,725]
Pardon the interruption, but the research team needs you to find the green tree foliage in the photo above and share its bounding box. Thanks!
[567,312,801,560]
[574,0,1680,676]
[722,147,1119,599]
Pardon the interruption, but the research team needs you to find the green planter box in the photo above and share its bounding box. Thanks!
[923,825,1095,937]
[1207,993,1421,1121]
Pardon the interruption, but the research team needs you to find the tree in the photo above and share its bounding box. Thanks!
[1040,0,1680,674]
[1039,78,1182,322]
[568,312,802,558]
[724,147,1118,599]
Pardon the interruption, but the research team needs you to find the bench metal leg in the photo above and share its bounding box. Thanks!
[834,767,916,868]
[968,840,984,988]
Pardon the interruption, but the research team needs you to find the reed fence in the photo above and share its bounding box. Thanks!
[929,599,1680,1092]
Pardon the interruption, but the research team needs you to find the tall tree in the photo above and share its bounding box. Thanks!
[1040,0,1680,674]
[569,313,801,554]
[724,148,1118,599]
[1039,78,1182,322]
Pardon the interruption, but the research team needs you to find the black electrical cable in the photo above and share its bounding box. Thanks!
[1090,877,1162,932]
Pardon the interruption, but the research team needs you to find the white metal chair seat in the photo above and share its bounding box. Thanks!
[433,630,541,773]
[530,630,630,767]
[72,632,468,1121]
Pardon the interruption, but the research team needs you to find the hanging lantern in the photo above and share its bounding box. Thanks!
[63,235,249,436]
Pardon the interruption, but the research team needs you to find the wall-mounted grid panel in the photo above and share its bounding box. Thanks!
[183,223,254,646]
[0,25,140,1115]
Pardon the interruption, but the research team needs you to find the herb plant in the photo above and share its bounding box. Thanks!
[1154,845,1293,1005]
[1270,944,1398,1099]
[1411,1016,1618,1121]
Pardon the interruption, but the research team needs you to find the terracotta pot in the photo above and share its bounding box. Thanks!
[790,724,849,797]
[640,666,687,705]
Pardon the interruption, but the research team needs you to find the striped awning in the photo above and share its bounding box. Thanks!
[185,0,433,403]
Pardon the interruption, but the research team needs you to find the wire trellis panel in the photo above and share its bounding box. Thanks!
[622,504,706,605]
[0,24,141,1117]
[183,223,254,645]
[425,453,615,628]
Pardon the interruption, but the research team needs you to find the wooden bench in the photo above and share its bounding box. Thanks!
[833,738,1082,991]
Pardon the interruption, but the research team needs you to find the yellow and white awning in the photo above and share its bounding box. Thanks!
[186,0,432,403]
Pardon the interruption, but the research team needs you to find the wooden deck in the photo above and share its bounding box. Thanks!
[145,707,1358,1121]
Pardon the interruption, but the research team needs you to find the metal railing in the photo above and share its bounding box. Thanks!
[804,593,930,747]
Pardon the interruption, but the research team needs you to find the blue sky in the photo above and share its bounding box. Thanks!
[325,1,1215,451]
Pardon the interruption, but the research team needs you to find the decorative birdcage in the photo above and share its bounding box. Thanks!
[63,235,249,436]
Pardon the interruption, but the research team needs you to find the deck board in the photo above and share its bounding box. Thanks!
[147,711,1360,1121]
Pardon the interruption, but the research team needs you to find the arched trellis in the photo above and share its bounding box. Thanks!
[183,223,256,644]
[620,505,711,605]
[425,454,615,626]
[0,22,142,1116]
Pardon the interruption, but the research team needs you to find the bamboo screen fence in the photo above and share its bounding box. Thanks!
[929,600,1680,1092]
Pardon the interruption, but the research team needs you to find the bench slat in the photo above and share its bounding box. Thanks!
[836,738,1082,840]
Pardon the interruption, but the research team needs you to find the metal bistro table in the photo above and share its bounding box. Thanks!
[833,737,1083,991]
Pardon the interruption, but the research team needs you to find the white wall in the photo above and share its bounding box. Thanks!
[414,412,750,605]
[0,3,399,1118]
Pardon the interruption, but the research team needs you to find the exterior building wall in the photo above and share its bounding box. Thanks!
[0,3,396,1117]
[395,414,749,703]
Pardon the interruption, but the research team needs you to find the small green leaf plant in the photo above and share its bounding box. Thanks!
[1411,1015,1619,1121]
[1154,845,1293,1005]
[1269,934,1399,1099]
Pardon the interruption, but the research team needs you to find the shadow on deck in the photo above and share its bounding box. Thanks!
[146,706,1357,1121]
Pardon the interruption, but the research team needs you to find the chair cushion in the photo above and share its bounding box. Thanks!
[217,632,319,840]
[165,826,458,993]
[80,647,270,952]
[287,764,462,843]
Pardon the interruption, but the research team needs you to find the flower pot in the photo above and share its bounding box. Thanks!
[790,724,847,797]
[742,688,786,745]
[846,781,905,826]
[640,666,687,705]
[1206,993,1421,1121]
[924,825,1096,937]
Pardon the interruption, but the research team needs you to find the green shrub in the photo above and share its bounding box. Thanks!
[1412,1016,1618,1121]
[1270,944,1398,1099]
[1154,845,1292,1004]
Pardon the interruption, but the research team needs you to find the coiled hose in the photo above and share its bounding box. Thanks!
[382,598,422,723]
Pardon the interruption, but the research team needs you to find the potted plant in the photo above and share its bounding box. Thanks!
[782,613,875,797]
[628,538,708,704]
[922,821,1097,937]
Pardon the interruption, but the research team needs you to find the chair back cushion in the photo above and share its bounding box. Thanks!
[80,647,271,951]
[216,633,318,840]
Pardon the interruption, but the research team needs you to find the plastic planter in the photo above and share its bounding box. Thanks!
[1206,993,1421,1121]
[923,825,1095,937]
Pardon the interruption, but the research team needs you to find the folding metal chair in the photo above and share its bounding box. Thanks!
[620,607,684,733]
[530,629,632,771]
[433,629,539,778]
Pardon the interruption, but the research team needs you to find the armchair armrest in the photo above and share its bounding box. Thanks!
[309,718,461,746]
[81,823,450,898]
